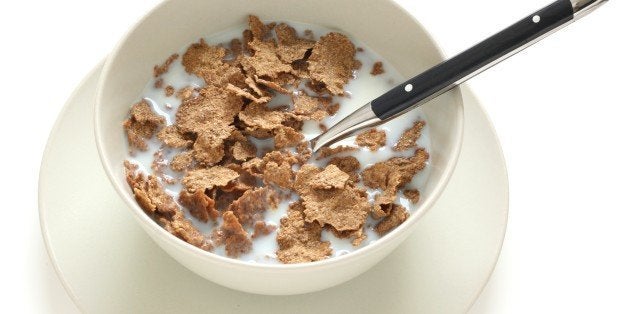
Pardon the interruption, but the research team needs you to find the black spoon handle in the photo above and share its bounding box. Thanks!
[311,0,607,152]
[371,0,581,120]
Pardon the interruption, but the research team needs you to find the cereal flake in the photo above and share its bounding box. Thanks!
[228,187,278,226]
[370,61,385,76]
[328,156,360,183]
[308,32,358,95]
[123,100,165,151]
[153,53,179,77]
[274,23,316,63]
[355,128,387,151]
[276,202,332,264]
[157,125,193,149]
[403,189,420,204]
[170,151,194,172]
[214,211,252,257]
[375,204,409,235]
[294,165,369,232]
[181,166,240,193]
[178,189,219,222]
[394,121,425,151]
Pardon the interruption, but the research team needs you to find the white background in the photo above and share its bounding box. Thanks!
[1,0,626,312]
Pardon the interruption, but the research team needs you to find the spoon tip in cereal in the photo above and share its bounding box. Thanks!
[310,102,380,153]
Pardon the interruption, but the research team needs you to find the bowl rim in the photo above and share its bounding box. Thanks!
[94,0,465,271]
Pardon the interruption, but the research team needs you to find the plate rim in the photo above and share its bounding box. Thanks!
[38,61,508,312]
[38,60,106,313]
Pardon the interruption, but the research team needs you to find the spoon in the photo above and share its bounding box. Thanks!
[311,0,607,152]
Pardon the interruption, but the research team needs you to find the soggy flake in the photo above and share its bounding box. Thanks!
[151,150,169,182]
[259,150,299,188]
[125,161,210,251]
[274,23,316,63]
[154,78,164,89]
[275,72,301,87]
[157,125,193,149]
[372,188,397,219]
[214,211,252,258]
[262,161,293,189]
[370,61,384,76]
[294,165,369,232]
[277,202,332,264]
[241,39,293,78]
[308,32,358,95]
[231,140,257,161]
[245,76,266,96]
[362,149,429,216]
[213,190,245,212]
[403,189,420,204]
[242,29,254,54]
[326,102,340,115]
[160,213,211,250]
[164,85,175,97]
[309,165,349,190]
[305,80,328,95]
[328,225,367,247]
[394,121,425,151]
[295,141,313,164]
[362,148,429,190]
[153,53,179,77]
[176,86,197,100]
[290,59,311,80]
[238,103,302,146]
[226,83,271,104]
[181,166,239,193]
[192,126,233,166]
[375,204,409,235]
[170,151,194,172]
[292,93,331,121]
[238,102,286,134]
[178,189,219,222]
[354,60,363,70]
[181,39,244,86]
[327,156,360,183]
[228,187,278,226]
[355,128,387,151]
[254,75,291,94]
[274,126,304,149]
[223,164,259,192]
[242,157,264,176]
[248,15,272,40]
[123,100,165,151]
[229,38,243,57]
[303,29,315,39]
[281,114,304,131]
[175,85,243,134]
[252,221,277,238]
[124,161,178,217]
[262,150,300,165]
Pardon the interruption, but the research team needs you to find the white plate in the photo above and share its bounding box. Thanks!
[39,62,508,313]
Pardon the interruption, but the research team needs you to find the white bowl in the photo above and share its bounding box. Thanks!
[95,0,464,295]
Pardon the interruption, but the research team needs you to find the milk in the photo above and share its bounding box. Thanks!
[127,22,432,263]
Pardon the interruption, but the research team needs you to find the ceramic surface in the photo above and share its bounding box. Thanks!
[94,0,464,294]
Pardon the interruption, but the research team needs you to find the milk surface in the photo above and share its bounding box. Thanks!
[127,22,432,263]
